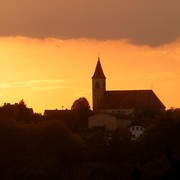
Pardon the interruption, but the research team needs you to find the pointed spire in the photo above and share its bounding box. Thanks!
[92,58,106,79]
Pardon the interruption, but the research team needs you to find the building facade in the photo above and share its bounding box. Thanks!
[92,58,165,117]
[89,58,165,132]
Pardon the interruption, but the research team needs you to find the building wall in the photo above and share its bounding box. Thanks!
[100,108,134,118]
[88,113,117,131]
[116,119,133,128]
[92,78,106,112]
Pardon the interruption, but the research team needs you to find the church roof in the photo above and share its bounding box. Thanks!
[100,90,165,109]
[92,58,106,79]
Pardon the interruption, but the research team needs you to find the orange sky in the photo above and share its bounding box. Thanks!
[0,37,180,113]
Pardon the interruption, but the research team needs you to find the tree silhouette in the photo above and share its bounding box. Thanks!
[71,97,91,129]
[18,99,27,108]
[71,97,90,111]
[16,99,34,123]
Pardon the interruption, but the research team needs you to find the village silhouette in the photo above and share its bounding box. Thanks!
[0,58,180,179]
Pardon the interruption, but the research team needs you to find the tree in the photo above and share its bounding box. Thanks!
[18,99,27,108]
[16,99,34,123]
[71,97,90,111]
[71,97,91,129]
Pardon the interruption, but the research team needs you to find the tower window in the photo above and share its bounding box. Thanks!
[96,82,100,89]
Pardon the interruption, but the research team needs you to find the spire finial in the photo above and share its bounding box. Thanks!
[98,53,100,61]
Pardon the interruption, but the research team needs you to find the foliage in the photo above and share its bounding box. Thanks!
[0,119,83,179]
[71,97,90,111]
[0,100,34,123]
[71,97,91,129]
[0,105,180,179]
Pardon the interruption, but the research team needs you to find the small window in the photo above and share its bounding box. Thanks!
[136,127,139,131]
[96,82,100,89]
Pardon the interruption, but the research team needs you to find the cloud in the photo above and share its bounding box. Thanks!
[146,71,180,80]
[143,50,168,57]
[29,86,68,91]
[0,0,180,46]
[0,79,69,91]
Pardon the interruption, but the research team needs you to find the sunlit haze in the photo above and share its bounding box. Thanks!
[0,37,180,113]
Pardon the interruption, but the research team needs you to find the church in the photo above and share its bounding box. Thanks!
[89,58,165,131]
[92,58,165,115]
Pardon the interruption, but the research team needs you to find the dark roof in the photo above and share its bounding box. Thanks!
[92,58,106,79]
[129,121,142,127]
[100,90,165,109]
[44,109,72,117]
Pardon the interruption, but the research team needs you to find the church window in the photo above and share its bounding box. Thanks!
[96,82,100,89]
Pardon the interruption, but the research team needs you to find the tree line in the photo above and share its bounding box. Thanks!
[0,99,179,179]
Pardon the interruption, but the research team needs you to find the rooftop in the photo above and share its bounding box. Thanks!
[100,90,165,109]
[92,58,106,79]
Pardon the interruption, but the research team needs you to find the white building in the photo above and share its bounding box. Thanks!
[129,121,145,140]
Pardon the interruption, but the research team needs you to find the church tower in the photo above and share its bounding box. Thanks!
[92,58,106,112]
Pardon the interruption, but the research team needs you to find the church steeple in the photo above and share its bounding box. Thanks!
[92,58,106,79]
[92,58,106,112]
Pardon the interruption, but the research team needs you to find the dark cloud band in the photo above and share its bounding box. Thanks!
[0,0,179,46]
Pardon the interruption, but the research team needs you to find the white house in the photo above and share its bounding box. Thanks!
[129,121,145,140]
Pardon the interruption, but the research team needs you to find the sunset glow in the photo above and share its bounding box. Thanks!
[1,1,180,179]
[0,37,180,113]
